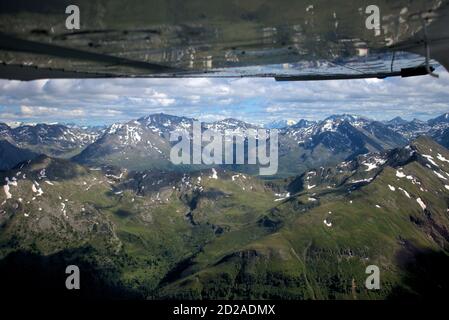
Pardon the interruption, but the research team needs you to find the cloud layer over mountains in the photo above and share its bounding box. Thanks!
[1,68,448,125]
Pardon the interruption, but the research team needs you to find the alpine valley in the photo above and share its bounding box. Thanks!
[1,113,449,299]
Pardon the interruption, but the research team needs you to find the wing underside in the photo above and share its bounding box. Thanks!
[0,0,448,80]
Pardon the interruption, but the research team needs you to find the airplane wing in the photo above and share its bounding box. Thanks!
[0,0,448,80]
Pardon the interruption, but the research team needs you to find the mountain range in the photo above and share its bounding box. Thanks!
[1,133,449,299]
[2,112,449,299]
[3,112,449,177]
[0,122,102,159]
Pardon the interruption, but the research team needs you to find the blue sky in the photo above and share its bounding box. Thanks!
[1,67,449,125]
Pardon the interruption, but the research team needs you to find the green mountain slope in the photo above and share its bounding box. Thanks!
[0,157,277,297]
[1,137,449,299]
[157,136,449,299]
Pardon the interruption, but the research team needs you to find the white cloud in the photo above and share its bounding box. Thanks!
[20,105,85,118]
[265,105,285,113]
[0,68,448,125]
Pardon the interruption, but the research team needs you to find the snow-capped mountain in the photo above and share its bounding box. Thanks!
[205,118,258,132]
[13,124,99,147]
[386,116,409,126]
[0,122,102,158]
[385,113,449,142]
[290,119,316,129]
[428,112,449,126]
[137,113,195,137]
[73,118,172,170]
[264,119,297,129]
[71,112,449,176]
[430,126,449,149]
[274,114,409,176]
[72,114,262,170]
[283,114,406,150]
[386,118,430,140]
[5,112,449,178]
[0,123,10,136]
